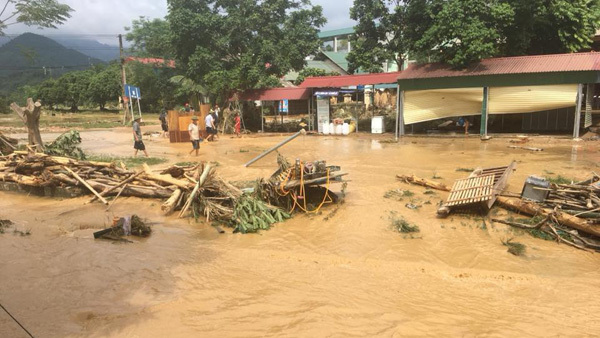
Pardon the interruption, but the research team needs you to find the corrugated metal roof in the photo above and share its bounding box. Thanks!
[299,71,402,88]
[318,27,355,39]
[398,52,600,80]
[233,87,310,102]
[322,51,350,71]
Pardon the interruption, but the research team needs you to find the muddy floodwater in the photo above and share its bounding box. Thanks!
[1,126,600,337]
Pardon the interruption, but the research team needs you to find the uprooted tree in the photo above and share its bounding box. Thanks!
[10,98,44,151]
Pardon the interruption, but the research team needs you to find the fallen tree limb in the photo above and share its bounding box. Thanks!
[396,174,450,192]
[496,196,600,238]
[162,189,182,215]
[179,164,212,218]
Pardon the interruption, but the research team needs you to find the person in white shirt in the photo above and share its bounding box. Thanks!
[205,113,215,142]
[188,115,201,156]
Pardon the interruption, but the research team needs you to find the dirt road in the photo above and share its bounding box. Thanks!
[1,128,599,337]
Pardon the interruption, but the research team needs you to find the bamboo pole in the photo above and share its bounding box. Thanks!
[89,170,143,203]
[179,163,212,218]
[63,166,109,205]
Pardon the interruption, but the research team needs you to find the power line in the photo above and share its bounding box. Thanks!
[0,302,34,338]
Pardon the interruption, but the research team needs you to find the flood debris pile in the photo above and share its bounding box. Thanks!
[0,151,175,200]
[94,215,151,242]
[396,165,600,252]
[159,161,292,233]
[494,174,600,252]
[161,156,347,233]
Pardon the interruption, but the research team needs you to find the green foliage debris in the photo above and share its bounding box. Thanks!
[502,238,526,256]
[389,212,420,233]
[232,193,290,234]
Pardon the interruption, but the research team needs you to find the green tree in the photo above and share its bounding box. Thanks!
[501,0,600,56]
[347,0,395,74]
[54,70,92,111]
[414,0,514,67]
[37,77,60,109]
[168,0,326,102]
[87,63,121,110]
[125,16,174,58]
[0,0,73,35]
[294,67,339,86]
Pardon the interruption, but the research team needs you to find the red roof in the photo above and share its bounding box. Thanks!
[299,71,402,88]
[233,87,310,101]
[398,52,600,80]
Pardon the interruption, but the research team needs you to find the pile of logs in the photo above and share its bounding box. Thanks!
[0,151,180,202]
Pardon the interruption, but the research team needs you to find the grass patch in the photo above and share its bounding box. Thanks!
[175,161,199,167]
[502,238,526,256]
[545,175,573,185]
[88,155,168,168]
[379,139,399,144]
[432,173,443,180]
[384,189,414,201]
[239,149,250,153]
[456,167,474,172]
[389,212,420,233]
[423,190,435,195]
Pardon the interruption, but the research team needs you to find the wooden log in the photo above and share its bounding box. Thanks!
[162,189,182,215]
[179,164,212,218]
[63,166,109,205]
[0,172,40,186]
[396,174,450,192]
[496,196,600,238]
[89,170,143,203]
[142,163,191,190]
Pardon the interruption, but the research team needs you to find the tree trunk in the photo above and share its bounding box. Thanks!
[10,98,44,151]
[496,196,600,238]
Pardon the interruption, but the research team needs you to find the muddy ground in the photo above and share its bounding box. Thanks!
[1,125,600,337]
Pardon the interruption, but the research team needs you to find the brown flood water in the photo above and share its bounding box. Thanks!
[1,126,600,337]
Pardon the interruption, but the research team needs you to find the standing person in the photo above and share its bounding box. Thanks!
[159,107,169,138]
[234,112,241,138]
[205,112,215,142]
[132,116,149,157]
[210,109,219,140]
[188,115,201,156]
[184,103,191,112]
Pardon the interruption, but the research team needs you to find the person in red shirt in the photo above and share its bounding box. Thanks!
[234,113,241,137]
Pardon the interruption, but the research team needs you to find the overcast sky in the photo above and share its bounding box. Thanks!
[5,0,356,44]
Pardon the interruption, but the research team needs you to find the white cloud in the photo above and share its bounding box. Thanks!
[5,0,355,44]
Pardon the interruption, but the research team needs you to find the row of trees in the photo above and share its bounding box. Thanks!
[348,0,600,72]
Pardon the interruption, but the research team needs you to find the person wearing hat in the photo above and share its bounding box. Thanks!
[132,116,148,157]
[188,115,202,156]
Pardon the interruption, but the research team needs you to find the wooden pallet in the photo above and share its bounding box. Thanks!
[438,161,517,216]
[446,174,495,207]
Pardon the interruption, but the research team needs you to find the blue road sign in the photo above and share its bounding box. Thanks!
[124,84,141,99]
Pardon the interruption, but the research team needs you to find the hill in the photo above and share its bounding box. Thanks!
[0,33,104,94]
[51,37,120,62]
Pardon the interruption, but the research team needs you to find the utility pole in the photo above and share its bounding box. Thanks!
[119,34,128,125]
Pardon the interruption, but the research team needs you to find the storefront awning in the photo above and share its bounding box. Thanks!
[231,87,310,101]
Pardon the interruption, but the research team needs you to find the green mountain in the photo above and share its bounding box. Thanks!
[0,33,104,94]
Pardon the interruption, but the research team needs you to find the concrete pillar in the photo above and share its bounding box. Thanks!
[348,37,351,52]
[396,86,405,140]
[334,37,338,52]
[480,87,489,138]
[574,84,583,139]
